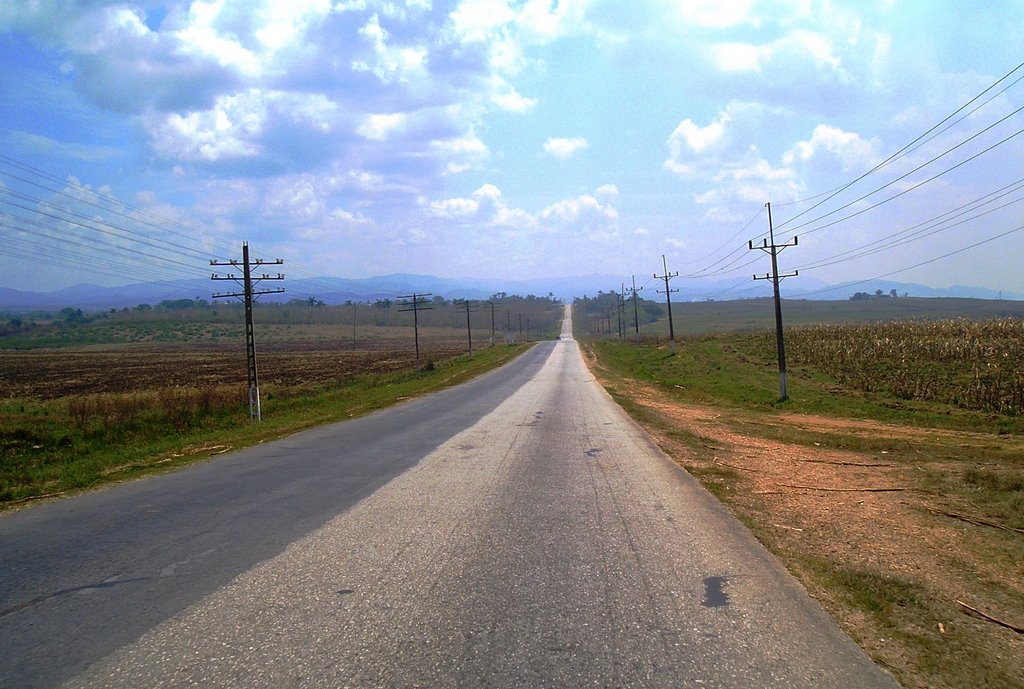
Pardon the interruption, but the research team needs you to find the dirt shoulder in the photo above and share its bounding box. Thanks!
[583,347,1024,689]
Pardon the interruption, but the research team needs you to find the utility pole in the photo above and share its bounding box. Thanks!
[614,282,622,337]
[487,300,496,346]
[749,201,798,401]
[506,310,513,344]
[397,292,432,372]
[351,302,357,350]
[211,242,284,422]
[654,254,679,354]
[629,274,643,342]
[456,299,477,356]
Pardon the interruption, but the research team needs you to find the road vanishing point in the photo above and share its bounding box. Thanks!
[0,306,899,689]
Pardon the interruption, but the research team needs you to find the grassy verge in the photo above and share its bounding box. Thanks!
[1,343,530,508]
[585,334,1024,689]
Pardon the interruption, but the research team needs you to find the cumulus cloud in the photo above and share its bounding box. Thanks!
[357,113,408,141]
[428,183,619,237]
[665,101,765,174]
[8,0,561,188]
[783,124,879,172]
[145,89,268,161]
[543,136,589,159]
[351,13,428,84]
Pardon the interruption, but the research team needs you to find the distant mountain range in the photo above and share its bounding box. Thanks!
[0,274,1020,312]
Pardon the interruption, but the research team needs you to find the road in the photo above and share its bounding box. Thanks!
[1,307,899,688]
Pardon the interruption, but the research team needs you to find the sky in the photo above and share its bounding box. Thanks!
[0,0,1023,299]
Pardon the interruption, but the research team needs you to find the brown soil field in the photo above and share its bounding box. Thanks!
[0,338,467,399]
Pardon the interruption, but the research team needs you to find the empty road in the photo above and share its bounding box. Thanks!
[1,307,899,688]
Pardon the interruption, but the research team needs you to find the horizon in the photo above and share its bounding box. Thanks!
[1,2,1023,299]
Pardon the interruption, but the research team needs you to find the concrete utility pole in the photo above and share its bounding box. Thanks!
[749,201,798,402]
[654,255,679,354]
[456,299,477,356]
[629,275,643,343]
[397,293,432,373]
[211,242,284,422]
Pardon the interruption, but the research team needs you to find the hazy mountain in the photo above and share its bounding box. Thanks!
[0,275,1020,313]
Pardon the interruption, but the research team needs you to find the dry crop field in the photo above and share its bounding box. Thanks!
[0,337,468,399]
[785,317,1024,416]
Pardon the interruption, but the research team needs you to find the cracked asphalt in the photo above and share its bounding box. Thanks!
[2,308,899,688]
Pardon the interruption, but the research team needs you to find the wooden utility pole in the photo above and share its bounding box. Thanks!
[749,201,798,401]
[487,300,496,346]
[211,242,284,422]
[397,293,432,372]
[654,255,679,353]
[351,302,357,350]
[629,274,643,342]
[617,283,625,338]
[456,299,477,356]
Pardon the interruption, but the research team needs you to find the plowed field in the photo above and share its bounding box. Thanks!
[0,338,467,399]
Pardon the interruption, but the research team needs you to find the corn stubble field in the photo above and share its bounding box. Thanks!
[785,317,1024,416]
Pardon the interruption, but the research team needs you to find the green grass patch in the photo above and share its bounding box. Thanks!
[1,343,530,507]
[799,556,926,620]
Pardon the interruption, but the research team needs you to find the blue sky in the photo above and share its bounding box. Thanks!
[1,0,1023,297]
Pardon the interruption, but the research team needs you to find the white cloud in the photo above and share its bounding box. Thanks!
[174,2,263,77]
[427,183,619,235]
[491,88,538,112]
[145,89,268,161]
[543,136,589,159]
[709,42,767,73]
[540,192,618,225]
[783,124,879,172]
[430,132,490,173]
[430,196,480,218]
[448,0,519,43]
[330,208,371,223]
[352,14,428,84]
[357,112,408,140]
[675,0,759,29]
[665,101,766,174]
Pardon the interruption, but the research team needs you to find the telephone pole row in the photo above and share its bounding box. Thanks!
[211,242,284,422]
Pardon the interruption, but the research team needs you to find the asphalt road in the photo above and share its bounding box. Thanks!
[2,308,900,688]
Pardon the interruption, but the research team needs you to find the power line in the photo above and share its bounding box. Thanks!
[800,222,1024,297]
[778,115,1024,240]
[796,182,1024,272]
[773,59,1024,226]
